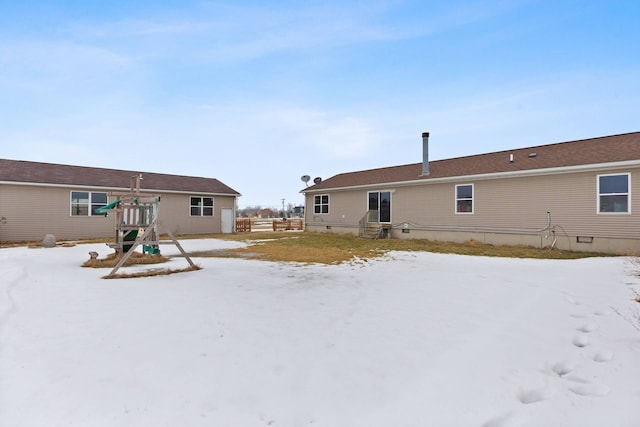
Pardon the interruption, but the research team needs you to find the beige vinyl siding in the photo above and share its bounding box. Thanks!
[0,184,115,242]
[395,174,562,230]
[305,190,369,226]
[402,168,639,239]
[305,166,640,241]
[0,183,238,242]
[158,194,236,235]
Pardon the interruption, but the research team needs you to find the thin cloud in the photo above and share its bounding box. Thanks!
[52,2,518,63]
[0,40,129,70]
[241,103,381,158]
[0,40,133,95]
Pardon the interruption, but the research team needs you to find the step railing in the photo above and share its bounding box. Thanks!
[359,209,379,237]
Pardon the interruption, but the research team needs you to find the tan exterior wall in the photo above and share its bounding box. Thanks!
[0,183,236,242]
[0,185,115,242]
[157,193,236,236]
[304,166,640,254]
[306,189,369,228]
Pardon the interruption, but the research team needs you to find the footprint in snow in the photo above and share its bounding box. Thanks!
[572,333,590,348]
[481,411,526,427]
[569,313,589,318]
[564,375,611,397]
[565,295,581,305]
[517,386,555,404]
[576,320,598,333]
[551,360,578,377]
[593,349,614,363]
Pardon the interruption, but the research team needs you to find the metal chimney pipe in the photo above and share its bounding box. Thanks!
[422,132,430,175]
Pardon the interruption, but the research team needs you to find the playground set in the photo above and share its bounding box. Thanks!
[97,174,196,278]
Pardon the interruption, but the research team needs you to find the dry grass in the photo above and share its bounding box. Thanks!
[183,231,615,265]
[103,265,202,279]
[82,250,202,279]
[82,251,170,268]
[1,231,619,266]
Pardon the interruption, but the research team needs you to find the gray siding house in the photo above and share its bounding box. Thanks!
[0,159,241,242]
[301,132,640,254]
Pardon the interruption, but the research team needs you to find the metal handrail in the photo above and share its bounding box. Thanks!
[359,209,379,237]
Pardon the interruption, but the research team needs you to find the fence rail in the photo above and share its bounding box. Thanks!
[272,219,304,231]
[236,218,252,232]
[236,218,304,232]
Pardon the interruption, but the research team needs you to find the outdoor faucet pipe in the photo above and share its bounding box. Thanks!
[390,211,553,235]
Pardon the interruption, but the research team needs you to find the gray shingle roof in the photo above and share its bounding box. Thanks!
[0,159,241,195]
[304,131,640,191]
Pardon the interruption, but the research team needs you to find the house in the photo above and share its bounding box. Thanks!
[259,208,277,218]
[301,131,640,254]
[0,159,241,242]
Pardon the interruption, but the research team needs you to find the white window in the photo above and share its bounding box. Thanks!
[71,191,108,216]
[598,173,630,213]
[314,194,329,214]
[456,184,474,214]
[190,197,214,216]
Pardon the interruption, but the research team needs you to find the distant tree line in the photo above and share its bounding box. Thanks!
[237,203,304,219]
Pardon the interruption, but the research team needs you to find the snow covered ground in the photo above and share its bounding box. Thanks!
[1,239,640,427]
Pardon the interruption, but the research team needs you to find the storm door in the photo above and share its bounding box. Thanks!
[368,191,391,223]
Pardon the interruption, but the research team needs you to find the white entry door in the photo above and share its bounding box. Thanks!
[221,208,233,234]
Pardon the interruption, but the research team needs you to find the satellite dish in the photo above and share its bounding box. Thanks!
[313,177,322,185]
[301,175,310,183]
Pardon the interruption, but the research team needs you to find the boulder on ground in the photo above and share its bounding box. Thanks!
[42,234,56,248]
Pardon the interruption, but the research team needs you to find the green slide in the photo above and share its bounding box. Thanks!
[123,229,138,252]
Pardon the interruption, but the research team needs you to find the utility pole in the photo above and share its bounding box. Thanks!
[281,199,286,218]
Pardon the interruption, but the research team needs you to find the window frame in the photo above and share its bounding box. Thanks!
[70,191,108,217]
[313,194,330,215]
[189,196,215,217]
[367,190,392,223]
[597,173,630,214]
[455,183,474,214]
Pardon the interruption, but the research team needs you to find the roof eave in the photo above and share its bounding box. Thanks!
[301,160,640,193]
[0,180,241,196]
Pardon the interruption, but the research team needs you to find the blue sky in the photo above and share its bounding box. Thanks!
[1,1,639,208]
